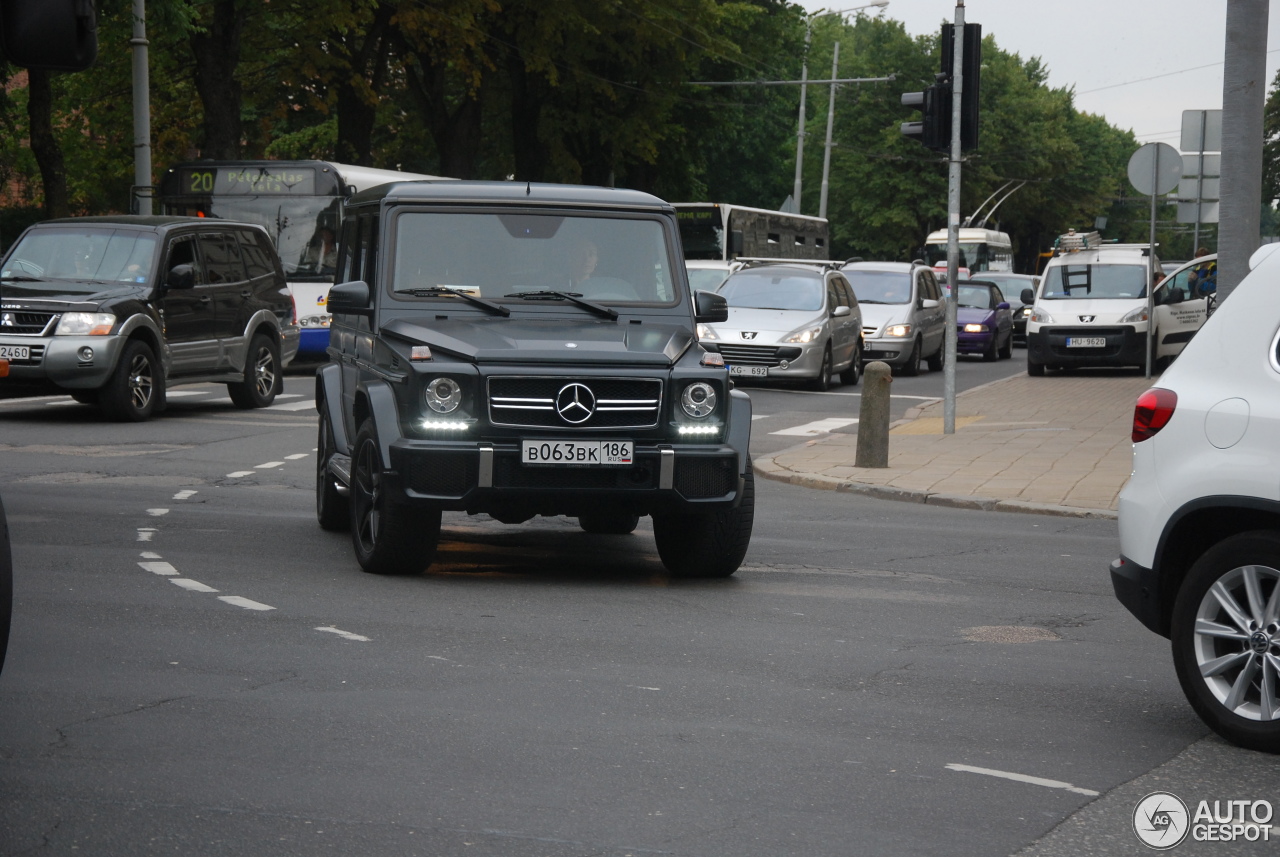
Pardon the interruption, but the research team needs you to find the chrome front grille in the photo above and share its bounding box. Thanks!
[715,344,785,367]
[488,377,662,429]
[0,310,58,336]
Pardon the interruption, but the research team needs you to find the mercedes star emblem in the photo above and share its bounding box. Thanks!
[556,382,596,424]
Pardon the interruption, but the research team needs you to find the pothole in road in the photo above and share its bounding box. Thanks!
[960,625,1062,643]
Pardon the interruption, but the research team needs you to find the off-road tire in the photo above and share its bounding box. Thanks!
[228,333,281,409]
[100,339,159,422]
[652,463,754,578]
[350,421,440,575]
[316,407,350,531]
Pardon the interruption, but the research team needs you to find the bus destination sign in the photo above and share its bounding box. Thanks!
[179,167,317,196]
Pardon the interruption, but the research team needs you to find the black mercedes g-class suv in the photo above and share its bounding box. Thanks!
[0,216,299,420]
[315,181,754,577]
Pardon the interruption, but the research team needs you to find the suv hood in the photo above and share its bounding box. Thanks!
[382,316,693,365]
[0,281,148,309]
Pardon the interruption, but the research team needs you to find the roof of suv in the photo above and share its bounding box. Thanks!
[40,215,210,231]
[843,261,914,274]
[350,180,673,211]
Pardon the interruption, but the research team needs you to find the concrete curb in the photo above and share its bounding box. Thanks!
[752,456,1119,520]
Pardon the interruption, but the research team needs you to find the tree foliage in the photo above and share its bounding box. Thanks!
[1,0,1158,269]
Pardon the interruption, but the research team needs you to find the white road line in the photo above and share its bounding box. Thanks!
[140,551,162,559]
[218,595,275,611]
[45,400,78,407]
[945,763,1100,797]
[0,394,67,406]
[267,400,317,412]
[750,388,940,400]
[226,471,254,478]
[315,626,371,642]
[163,390,209,398]
[771,417,859,436]
[136,528,157,542]
[276,393,303,400]
[752,414,770,420]
[284,453,309,460]
[146,508,169,516]
[138,561,178,576]
[256,461,285,469]
[173,490,198,500]
[205,397,232,404]
[170,579,219,593]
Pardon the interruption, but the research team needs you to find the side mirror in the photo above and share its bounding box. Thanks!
[920,298,939,309]
[165,264,195,289]
[694,289,728,324]
[996,301,1010,310]
[328,280,373,316]
[832,305,851,318]
[1020,287,1035,305]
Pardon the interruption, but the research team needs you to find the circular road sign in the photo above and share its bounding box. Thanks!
[1128,142,1182,196]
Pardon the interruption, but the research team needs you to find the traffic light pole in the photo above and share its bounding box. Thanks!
[942,1,965,435]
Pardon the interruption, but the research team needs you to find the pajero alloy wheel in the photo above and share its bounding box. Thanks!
[1171,531,1280,753]
[350,421,440,575]
[652,462,754,578]
[100,339,159,422]
[228,333,281,408]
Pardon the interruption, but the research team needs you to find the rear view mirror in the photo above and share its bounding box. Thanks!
[0,0,98,71]
[694,290,728,324]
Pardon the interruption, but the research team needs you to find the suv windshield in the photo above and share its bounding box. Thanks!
[718,270,823,311]
[391,211,678,305]
[844,269,911,304]
[1041,263,1148,300]
[2,228,158,288]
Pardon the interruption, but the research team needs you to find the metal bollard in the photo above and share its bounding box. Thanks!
[855,361,892,468]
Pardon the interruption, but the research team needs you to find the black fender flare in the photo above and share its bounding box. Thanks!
[315,363,349,456]
[356,379,402,471]
[727,387,752,475]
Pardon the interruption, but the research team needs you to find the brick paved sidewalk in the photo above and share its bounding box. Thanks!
[755,372,1159,518]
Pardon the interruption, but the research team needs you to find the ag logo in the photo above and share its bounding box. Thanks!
[1079,315,1095,323]
[1133,791,1189,849]
[740,331,758,340]
[555,382,596,424]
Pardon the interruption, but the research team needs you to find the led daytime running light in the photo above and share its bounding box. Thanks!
[678,424,721,436]
[421,420,469,431]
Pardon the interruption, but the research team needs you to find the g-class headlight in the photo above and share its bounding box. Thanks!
[680,382,717,418]
[424,377,462,414]
[55,312,115,336]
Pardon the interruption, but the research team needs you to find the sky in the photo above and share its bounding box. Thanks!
[792,0,1280,147]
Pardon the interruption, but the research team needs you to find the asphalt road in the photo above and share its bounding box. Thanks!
[0,369,1272,857]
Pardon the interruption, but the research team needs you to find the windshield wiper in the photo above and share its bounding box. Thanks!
[0,275,42,282]
[401,287,509,317]
[503,290,618,320]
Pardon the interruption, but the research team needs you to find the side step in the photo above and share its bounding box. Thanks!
[327,453,352,496]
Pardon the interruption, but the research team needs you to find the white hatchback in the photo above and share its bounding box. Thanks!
[1112,243,1280,753]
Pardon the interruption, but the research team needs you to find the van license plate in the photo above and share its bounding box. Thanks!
[522,440,633,466]
[0,345,29,360]
[1066,337,1105,348]
[729,365,769,377]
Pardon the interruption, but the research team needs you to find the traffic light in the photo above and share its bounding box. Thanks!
[900,74,950,152]
[941,22,981,151]
[0,0,98,72]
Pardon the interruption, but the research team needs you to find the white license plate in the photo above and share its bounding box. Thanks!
[521,440,633,466]
[729,365,769,377]
[1066,337,1106,348]
[0,345,29,360]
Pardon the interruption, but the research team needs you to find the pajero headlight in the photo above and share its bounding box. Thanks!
[55,312,115,336]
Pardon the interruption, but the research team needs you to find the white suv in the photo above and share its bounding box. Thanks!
[1112,243,1280,753]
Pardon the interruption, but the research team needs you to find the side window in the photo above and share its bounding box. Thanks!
[837,277,857,308]
[199,232,247,284]
[992,286,1006,305]
[360,214,379,285]
[237,230,276,279]
[165,236,205,285]
[826,280,840,314]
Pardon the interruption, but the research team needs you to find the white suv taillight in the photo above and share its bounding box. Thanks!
[1132,388,1177,442]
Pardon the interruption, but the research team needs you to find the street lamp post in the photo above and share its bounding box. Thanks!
[794,1,889,217]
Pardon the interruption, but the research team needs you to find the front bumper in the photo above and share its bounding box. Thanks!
[1027,325,1145,368]
[0,334,129,390]
[1110,555,1167,637]
[704,341,822,380]
[956,330,995,354]
[383,439,745,517]
[862,336,913,366]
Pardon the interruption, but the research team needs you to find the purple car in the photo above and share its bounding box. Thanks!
[955,280,1013,361]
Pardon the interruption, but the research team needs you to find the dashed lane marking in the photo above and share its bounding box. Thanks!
[284,453,309,460]
[147,508,169,516]
[226,471,254,478]
[173,490,198,500]
[771,417,859,436]
[268,400,318,412]
[255,461,285,469]
[170,579,219,593]
[140,551,161,559]
[137,528,157,542]
[218,596,275,611]
[139,561,178,576]
[315,626,371,642]
[945,763,1100,797]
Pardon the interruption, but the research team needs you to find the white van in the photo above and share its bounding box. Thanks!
[1023,231,1212,375]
